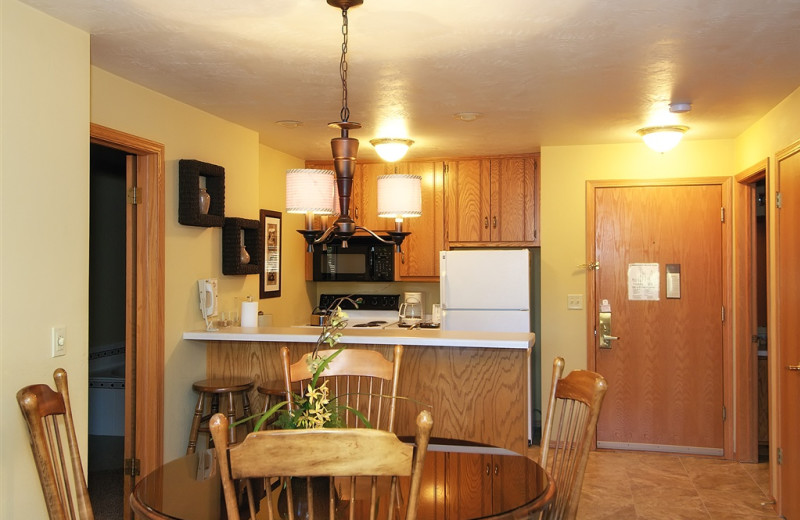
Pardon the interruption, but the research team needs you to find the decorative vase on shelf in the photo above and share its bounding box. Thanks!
[240,245,250,265]
[199,187,211,215]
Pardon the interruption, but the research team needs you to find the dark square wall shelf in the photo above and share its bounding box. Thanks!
[179,159,225,227]
[222,217,262,275]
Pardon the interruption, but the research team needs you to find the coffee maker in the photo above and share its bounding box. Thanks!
[398,291,424,327]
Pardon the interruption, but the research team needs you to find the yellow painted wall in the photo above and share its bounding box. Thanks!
[538,139,736,404]
[258,145,315,324]
[91,68,313,459]
[736,85,800,171]
[1,1,90,517]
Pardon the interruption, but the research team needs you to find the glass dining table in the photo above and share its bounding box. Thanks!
[130,439,554,519]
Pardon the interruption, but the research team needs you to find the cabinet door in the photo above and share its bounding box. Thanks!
[445,158,492,244]
[357,162,388,231]
[491,155,538,243]
[396,160,444,280]
[491,454,530,514]
[446,452,492,518]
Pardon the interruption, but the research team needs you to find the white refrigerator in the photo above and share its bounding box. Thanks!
[439,249,532,333]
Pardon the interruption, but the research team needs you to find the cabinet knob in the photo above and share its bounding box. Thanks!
[484,217,489,229]
[492,216,497,229]
[494,464,499,476]
[485,463,490,476]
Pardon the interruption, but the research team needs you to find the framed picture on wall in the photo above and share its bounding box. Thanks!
[260,209,282,299]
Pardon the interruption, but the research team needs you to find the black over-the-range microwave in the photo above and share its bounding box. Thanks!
[312,237,395,282]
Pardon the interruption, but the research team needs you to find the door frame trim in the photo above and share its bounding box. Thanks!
[89,123,165,485]
[733,160,769,463]
[585,177,733,458]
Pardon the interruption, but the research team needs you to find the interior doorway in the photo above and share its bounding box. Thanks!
[733,160,769,465]
[90,123,165,520]
[87,143,128,518]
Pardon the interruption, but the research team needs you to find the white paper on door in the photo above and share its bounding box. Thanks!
[627,263,660,301]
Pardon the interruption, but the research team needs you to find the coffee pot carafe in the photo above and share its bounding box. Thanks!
[398,292,423,327]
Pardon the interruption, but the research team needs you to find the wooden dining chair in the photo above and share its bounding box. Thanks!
[209,409,433,520]
[17,368,95,520]
[538,357,608,520]
[280,344,403,432]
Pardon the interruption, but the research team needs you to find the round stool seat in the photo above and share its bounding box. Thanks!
[186,377,255,454]
[193,377,254,393]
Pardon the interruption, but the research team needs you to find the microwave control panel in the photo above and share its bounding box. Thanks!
[372,246,394,281]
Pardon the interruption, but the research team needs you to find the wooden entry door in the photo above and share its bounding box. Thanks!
[776,143,800,518]
[588,181,728,455]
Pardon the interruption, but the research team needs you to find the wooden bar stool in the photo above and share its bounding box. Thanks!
[256,381,287,429]
[187,377,254,454]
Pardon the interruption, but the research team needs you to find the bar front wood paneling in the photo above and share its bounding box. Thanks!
[205,341,529,453]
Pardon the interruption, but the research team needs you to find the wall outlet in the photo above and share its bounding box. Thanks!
[567,294,584,310]
[51,326,66,357]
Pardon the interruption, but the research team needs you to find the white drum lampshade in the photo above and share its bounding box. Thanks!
[285,169,336,215]
[377,174,422,221]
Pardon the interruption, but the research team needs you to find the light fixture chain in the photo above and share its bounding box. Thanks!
[339,8,350,123]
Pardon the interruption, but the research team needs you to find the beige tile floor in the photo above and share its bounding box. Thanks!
[573,450,780,520]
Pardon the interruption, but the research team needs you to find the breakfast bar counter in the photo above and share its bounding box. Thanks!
[185,327,535,453]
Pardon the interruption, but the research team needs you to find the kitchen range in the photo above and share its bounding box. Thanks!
[305,293,440,329]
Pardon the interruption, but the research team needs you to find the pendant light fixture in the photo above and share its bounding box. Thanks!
[292,0,414,252]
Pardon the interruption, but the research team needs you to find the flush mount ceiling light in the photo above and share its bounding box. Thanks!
[454,112,482,122]
[637,125,689,153]
[290,0,414,252]
[370,138,414,162]
[275,120,303,128]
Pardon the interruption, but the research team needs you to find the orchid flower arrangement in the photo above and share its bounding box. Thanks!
[247,296,368,431]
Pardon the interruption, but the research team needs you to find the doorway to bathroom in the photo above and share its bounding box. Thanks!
[89,123,165,520]
[87,143,128,518]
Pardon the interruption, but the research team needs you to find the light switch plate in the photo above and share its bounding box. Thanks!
[51,326,66,357]
[567,294,584,310]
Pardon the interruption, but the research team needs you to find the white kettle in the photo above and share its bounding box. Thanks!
[399,292,424,327]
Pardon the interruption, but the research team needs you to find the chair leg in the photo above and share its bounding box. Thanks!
[187,391,206,455]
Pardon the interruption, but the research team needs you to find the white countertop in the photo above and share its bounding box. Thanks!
[183,326,534,350]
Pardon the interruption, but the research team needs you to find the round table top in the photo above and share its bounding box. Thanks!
[131,441,554,519]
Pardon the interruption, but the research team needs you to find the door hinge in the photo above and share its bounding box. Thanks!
[721,207,725,222]
[721,306,725,322]
[777,447,783,465]
[124,457,141,477]
[722,405,727,421]
[776,192,782,209]
[127,186,139,205]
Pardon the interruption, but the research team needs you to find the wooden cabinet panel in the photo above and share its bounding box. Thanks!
[445,153,540,247]
[494,155,538,243]
[358,162,388,231]
[395,160,444,281]
[446,158,491,243]
[447,452,492,518]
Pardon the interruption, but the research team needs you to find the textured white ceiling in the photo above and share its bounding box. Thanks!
[19,0,800,161]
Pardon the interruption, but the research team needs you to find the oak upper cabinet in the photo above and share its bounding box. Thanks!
[445,153,540,247]
[392,160,444,281]
[304,160,383,229]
